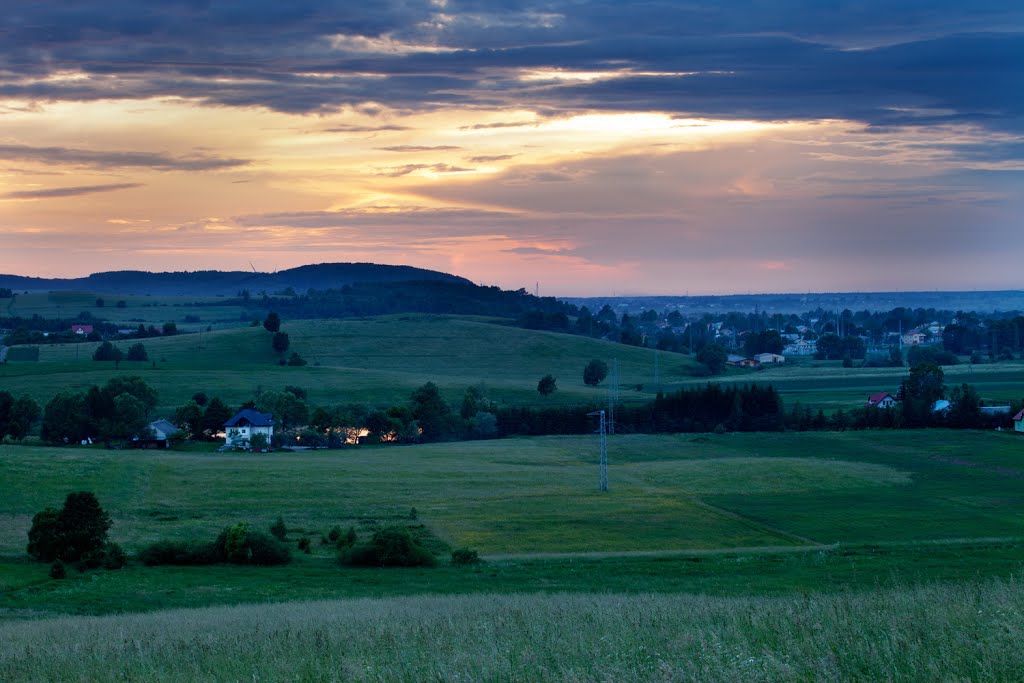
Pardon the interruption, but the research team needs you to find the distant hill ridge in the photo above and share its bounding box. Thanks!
[0,263,473,296]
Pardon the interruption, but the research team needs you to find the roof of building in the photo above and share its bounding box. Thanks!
[867,391,895,405]
[149,419,180,435]
[224,409,274,428]
[71,324,94,332]
[1013,409,1024,422]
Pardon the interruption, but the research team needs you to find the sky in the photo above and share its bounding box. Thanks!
[1,1,1022,296]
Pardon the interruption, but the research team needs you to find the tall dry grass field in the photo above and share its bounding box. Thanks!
[3,579,1024,682]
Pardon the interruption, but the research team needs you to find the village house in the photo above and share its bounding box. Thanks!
[1014,409,1024,433]
[784,339,817,356]
[71,324,93,335]
[223,409,274,449]
[756,353,785,364]
[867,392,897,409]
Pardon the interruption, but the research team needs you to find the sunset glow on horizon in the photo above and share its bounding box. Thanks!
[2,2,1021,295]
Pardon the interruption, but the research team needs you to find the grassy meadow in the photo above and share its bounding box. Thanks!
[0,315,694,411]
[4,312,1024,680]
[6,580,1024,682]
[2,290,248,329]
[4,313,1022,416]
[2,429,1024,619]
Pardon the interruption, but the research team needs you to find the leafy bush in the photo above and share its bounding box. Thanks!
[48,561,66,579]
[451,547,481,566]
[138,540,217,566]
[328,525,342,542]
[213,523,292,566]
[270,516,287,541]
[142,525,291,566]
[340,525,435,567]
[298,537,312,554]
[126,343,148,361]
[243,531,292,565]
[334,526,358,549]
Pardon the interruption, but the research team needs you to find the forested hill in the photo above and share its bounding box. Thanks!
[0,263,472,296]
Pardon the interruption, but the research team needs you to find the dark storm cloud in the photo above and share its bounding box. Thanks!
[2,2,1022,144]
[0,144,248,171]
[2,182,142,199]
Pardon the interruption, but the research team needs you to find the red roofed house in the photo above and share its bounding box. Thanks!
[1014,409,1024,433]
[867,392,897,409]
[71,324,94,335]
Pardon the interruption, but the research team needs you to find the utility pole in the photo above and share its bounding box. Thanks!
[587,410,609,492]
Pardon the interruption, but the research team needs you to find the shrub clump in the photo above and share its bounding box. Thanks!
[270,516,288,541]
[138,540,218,566]
[213,523,292,566]
[451,547,482,566]
[140,523,292,567]
[340,525,436,568]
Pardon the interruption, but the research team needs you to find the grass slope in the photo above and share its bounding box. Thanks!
[2,290,247,328]
[0,315,693,410]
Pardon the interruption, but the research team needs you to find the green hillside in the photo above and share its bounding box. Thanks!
[2,290,247,328]
[0,315,693,411]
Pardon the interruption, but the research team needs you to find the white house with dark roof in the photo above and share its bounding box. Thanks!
[224,409,274,448]
[867,392,897,409]
[1014,409,1024,433]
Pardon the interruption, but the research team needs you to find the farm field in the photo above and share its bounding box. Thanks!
[3,313,1023,416]
[2,290,248,329]
[678,357,1024,412]
[3,402,1024,680]
[0,315,691,411]
[2,429,1024,617]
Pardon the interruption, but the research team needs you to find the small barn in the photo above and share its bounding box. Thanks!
[1014,409,1024,433]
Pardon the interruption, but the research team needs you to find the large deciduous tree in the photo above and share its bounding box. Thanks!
[583,359,609,386]
[27,492,112,563]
